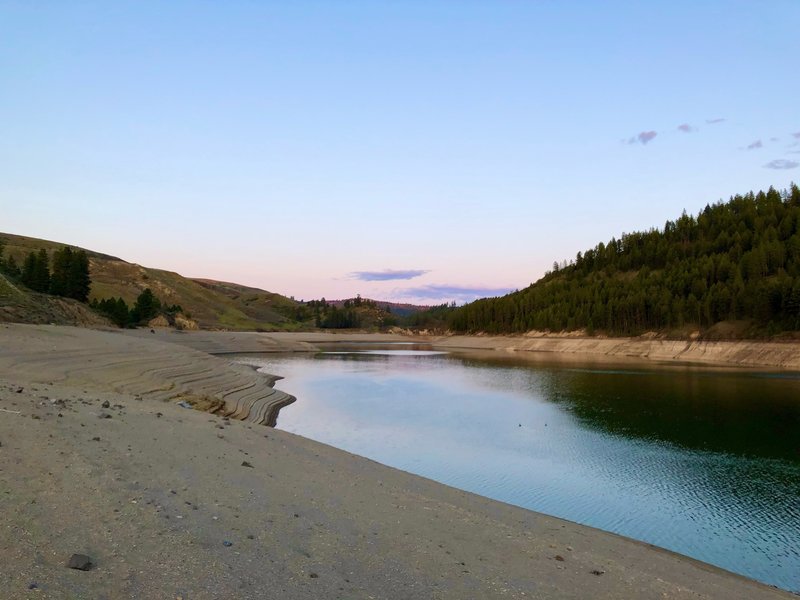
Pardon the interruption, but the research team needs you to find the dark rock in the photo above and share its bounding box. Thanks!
[247,534,255,540]
[241,461,254,468]
[99,413,112,419]
[101,400,110,408]
[15,387,23,393]
[309,573,319,579]
[91,437,101,442]
[67,554,92,570]
[223,540,233,547]
[555,555,565,562]
[28,582,38,590]
[156,412,163,418]
[590,569,605,576]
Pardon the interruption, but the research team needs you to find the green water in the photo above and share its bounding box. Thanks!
[236,347,800,593]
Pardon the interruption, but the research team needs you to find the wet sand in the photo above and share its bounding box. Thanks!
[0,324,795,599]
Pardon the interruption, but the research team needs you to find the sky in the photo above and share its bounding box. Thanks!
[1,1,799,305]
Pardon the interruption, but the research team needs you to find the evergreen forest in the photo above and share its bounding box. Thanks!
[447,185,800,336]
[0,242,91,303]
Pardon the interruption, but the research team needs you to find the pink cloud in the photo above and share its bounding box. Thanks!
[628,131,657,145]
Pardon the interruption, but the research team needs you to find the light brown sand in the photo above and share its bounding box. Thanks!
[0,324,794,599]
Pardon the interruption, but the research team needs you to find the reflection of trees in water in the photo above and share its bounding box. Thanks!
[558,370,800,463]
[458,354,800,463]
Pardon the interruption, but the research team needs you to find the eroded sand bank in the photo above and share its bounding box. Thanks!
[119,328,800,370]
[0,324,795,599]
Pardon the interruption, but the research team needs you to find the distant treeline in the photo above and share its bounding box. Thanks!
[91,289,183,328]
[0,242,91,302]
[447,184,800,336]
[304,295,398,329]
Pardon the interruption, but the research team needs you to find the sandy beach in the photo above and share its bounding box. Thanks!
[0,324,795,599]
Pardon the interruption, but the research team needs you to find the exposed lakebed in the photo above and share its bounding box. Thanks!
[235,344,800,593]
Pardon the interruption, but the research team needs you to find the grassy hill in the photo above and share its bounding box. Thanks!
[447,184,800,339]
[0,232,300,330]
[0,271,111,326]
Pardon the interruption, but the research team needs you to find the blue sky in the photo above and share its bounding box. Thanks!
[1,1,798,304]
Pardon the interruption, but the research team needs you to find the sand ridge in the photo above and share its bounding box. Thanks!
[0,324,294,426]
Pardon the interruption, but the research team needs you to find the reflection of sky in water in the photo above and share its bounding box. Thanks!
[235,350,800,593]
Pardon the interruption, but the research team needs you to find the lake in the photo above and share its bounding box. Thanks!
[234,345,800,593]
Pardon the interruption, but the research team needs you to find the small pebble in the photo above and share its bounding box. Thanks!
[66,553,92,571]
[223,541,233,547]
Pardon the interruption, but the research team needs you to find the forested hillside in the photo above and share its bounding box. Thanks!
[449,185,800,337]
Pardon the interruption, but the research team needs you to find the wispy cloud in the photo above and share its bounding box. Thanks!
[793,132,800,139]
[706,118,726,124]
[628,131,657,145]
[349,269,429,282]
[764,159,799,170]
[396,284,515,304]
[747,140,763,150]
[677,123,695,133]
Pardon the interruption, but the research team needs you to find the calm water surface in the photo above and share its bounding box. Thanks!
[235,346,800,593]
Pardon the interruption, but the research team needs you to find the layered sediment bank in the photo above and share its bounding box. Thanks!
[124,328,800,370]
[0,324,294,426]
[430,334,800,370]
[0,324,795,598]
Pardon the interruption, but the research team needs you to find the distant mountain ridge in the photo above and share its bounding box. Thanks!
[325,298,429,317]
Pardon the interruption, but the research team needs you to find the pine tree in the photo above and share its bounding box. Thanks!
[131,288,161,323]
[34,249,50,292]
[68,250,91,302]
[49,246,73,297]
[4,255,20,279]
[21,250,51,292]
[49,246,91,302]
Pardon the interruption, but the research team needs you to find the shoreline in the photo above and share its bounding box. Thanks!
[1,324,796,598]
[429,334,800,370]
[121,328,800,371]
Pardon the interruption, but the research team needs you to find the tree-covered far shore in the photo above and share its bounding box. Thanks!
[447,184,800,337]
